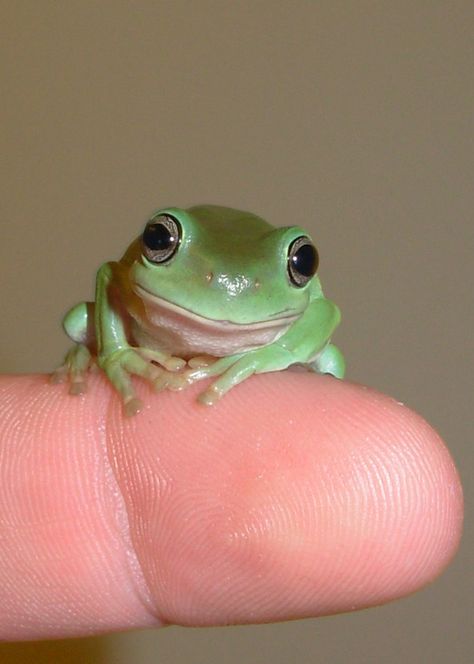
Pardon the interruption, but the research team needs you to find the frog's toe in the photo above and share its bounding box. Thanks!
[153,373,169,392]
[124,397,143,417]
[197,385,223,406]
[118,349,161,382]
[69,380,87,396]
[50,368,67,384]
[163,356,187,372]
[154,371,189,392]
[188,355,213,369]
[135,348,186,372]
[167,378,188,392]
[52,343,92,393]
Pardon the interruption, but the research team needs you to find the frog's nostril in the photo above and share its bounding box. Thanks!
[205,271,214,283]
[254,278,261,290]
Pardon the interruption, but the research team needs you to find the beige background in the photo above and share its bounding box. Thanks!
[1,1,472,662]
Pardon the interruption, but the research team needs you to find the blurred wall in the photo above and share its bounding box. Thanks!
[1,2,472,662]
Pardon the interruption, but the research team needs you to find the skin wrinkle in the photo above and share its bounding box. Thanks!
[100,401,160,622]
[105,399,176,622]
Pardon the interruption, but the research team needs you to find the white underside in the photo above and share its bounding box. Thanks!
[131,285,299,357]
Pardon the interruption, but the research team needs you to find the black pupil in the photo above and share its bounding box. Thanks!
[143,222,175,250]
[292,243,317,277]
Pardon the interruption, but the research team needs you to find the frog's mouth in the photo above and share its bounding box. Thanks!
[133,284,300,331]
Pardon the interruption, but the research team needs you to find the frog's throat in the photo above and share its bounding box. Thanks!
[133,284,300,331]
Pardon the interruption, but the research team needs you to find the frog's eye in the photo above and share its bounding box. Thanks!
[287,236,319,287]
[142,214,182,264]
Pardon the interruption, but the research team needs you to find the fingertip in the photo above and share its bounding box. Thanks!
[0,372,463,634]
[277,376,464,608]
[107,373,463,624]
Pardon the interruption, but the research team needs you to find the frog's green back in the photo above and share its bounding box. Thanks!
[187,205,274,243]
[187,205,273,235]
[185,205,276,264]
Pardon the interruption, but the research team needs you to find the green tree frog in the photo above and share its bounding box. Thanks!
[53,205,345,415]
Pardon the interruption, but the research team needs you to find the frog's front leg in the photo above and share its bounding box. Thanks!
[94,262,186,415]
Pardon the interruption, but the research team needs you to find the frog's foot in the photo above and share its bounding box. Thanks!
[133,348,186,372]
[197,384,226,406]
[51,344,92,395]
[310,343,345,379]
[187,355,215,369]
[153,355,233,394]
[123,397,144,417]
[196,346,295,406]
[101,347,183,415]
[153,370,192,393]
[196,362,254,406]
[156,364,218,394]
[154,354,249,399]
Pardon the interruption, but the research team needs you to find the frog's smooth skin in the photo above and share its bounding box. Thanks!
[53,205,345,415]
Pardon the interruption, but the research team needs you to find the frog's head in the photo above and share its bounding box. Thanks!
[129,205,322,327]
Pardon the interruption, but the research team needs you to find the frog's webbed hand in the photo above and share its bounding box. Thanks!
[152,354,237,395]
[181,347,294,406]
[51,342,93,395]
[158,344,295,406]
[51,301,96,394]
[98,348,184,416]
